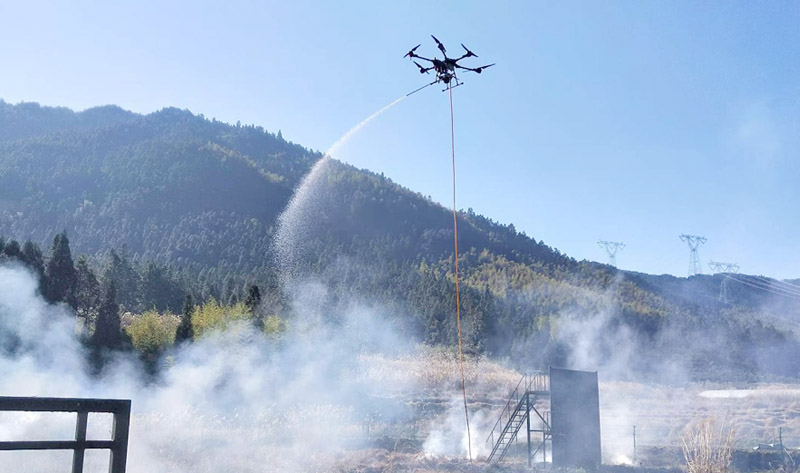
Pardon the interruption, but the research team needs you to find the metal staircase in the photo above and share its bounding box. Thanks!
[486,373,550,464]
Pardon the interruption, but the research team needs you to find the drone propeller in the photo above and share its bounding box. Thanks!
[404,44,421,58]
[460,43,477,58]
[473,63,495,73]
[431,35,446,54]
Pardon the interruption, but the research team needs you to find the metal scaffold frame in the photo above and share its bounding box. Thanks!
[486,373,551,466]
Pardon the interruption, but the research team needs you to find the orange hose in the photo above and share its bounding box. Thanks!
[450,85,472,461]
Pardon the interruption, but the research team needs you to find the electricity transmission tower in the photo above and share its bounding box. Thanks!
[597,240,626,267]
[708,261,740,303]
[679,234,707,276]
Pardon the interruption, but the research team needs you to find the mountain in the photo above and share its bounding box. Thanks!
[1,99,799,380]
[0,100,572,285]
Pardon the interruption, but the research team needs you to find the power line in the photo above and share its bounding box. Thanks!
[737,275,800,298]
[597,240,626,267]
[751,276,800,296]
[732,275,800,298]
[727,275,800,299]
[726,274,800,303]
[679,234,707,276]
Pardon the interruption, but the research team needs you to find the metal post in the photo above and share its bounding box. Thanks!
[526,393,531,467]
[72,411,88,473]
[109,400,131,473]
[543,411,547,464]
[543,428,546,463]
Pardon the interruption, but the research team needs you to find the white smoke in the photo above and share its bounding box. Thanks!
[422,397,495,460]
[0,264,90,396]
[0,264,424,472]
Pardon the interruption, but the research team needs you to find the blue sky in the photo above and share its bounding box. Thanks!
[1,1,798,278]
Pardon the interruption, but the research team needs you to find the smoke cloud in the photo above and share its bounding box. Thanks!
[0,263,433,472]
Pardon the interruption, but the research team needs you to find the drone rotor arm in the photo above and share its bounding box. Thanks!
[460,43,477,57]
[413,61,433,74]
[410,55,434,63]
[431,34,447,54]
[403,44,422,58]
[471,63,495,73]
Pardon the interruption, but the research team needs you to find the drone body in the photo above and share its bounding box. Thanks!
[404,35,494,91]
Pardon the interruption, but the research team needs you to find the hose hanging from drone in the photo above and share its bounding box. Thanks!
[449,86,473,462]
[403,37,493,461]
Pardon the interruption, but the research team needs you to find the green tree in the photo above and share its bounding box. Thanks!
[262,314,286,336]
[21,241,45,278]
[2,240,21,260]
[75,257,102,325]
[44,232,77,309]
[141,261,184,313]
[103,249,140,312]
[93,282,122,349]
[244,284,262,312]
[192,299,251,338]
[175,294,194,343]
[127,310,178,357]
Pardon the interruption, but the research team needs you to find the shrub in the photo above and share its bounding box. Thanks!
[682,418,734,473]
[126,310,180,356]
[191,299,253,338]
[262,314,287,336]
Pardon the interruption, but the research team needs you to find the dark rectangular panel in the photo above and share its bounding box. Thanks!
[549,367,602,469]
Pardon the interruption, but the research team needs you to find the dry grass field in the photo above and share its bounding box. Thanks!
[4,349,800,472]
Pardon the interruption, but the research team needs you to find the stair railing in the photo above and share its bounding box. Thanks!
[485,374,537,448]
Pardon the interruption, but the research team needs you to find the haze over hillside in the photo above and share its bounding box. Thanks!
[2,99,800,381]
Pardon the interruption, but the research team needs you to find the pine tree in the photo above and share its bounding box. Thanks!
[466,286,492,354]
[175,294,194,343]
[141,261,183,312]
[75,257,102,322]
[103,249,140,311]
[21,241,44,273]
[93,282,122,349]
[44,232,77,309]
[244,284,262,312]
[21,241,46,289]
[2,240,21,260]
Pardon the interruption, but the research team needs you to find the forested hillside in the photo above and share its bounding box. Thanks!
[1,99,799,381]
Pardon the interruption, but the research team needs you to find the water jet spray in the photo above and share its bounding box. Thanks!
[274,94,408,282]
